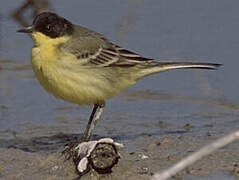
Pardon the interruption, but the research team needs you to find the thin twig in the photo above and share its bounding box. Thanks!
[151,129,239,180]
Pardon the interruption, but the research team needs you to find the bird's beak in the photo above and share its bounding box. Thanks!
[17,25,34,33]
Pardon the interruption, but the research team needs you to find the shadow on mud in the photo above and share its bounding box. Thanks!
[0,129,190,153]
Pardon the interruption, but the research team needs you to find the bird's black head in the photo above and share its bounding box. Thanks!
[18,12,74,38]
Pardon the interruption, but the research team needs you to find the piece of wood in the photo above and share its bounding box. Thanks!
[89,142,120,174]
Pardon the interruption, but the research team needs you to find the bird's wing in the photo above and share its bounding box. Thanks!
[64,25,154,67]
[103,44,154,67]
[73,43,154,67]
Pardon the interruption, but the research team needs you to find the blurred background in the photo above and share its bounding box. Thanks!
[0,0,238,146]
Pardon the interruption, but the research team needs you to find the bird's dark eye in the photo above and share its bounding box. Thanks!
[46,24,52,32]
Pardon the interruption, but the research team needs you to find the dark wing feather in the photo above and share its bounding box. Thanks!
[111,44,154,66]
[80,44,154,67]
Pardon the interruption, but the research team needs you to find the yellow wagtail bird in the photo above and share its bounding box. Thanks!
[18,12,221,142]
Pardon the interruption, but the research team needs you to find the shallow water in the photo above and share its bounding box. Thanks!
[0,0,239,179]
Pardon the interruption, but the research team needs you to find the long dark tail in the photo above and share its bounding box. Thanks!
[155,62,221,70]
[139,62,222,78]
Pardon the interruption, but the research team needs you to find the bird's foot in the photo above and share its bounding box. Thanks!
[62,135,91,162]
[62,140,83,162]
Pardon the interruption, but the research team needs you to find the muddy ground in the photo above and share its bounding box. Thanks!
[0,125,239,180]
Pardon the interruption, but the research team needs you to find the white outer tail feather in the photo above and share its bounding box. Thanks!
[139,62,221,79]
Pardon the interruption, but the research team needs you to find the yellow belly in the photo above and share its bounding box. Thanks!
[31,47,135,105]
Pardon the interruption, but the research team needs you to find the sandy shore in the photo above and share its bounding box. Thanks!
[0,129,238,180]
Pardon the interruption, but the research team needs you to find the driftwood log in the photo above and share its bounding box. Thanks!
[63,138,122,176]
[88,142,120,174]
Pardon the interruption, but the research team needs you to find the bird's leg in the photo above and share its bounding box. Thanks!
[62,103,105,159]
[82,103,105,141]
[63,102,121,175]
